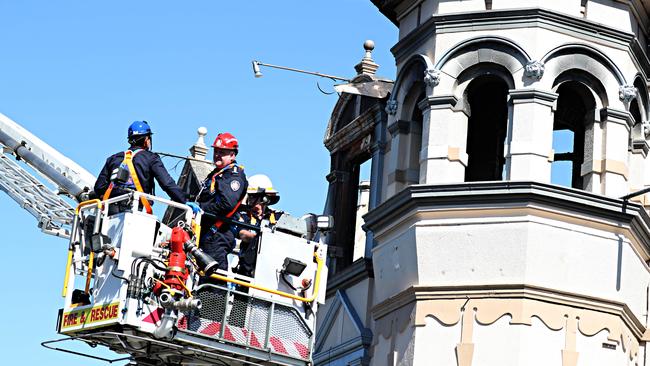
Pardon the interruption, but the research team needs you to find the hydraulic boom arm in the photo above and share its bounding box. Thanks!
[0,114,96,238]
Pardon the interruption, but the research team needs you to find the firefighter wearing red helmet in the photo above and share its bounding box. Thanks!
[186,132,248,279]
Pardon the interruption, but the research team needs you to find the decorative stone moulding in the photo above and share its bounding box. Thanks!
[424,68,441,88]
[619,85,638,103]
[643,121,650,137]
[524,60,545,80]
[413,298,640,366]
[385,99,398,115]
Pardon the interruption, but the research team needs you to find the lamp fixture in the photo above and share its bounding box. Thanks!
[251,60,351,82]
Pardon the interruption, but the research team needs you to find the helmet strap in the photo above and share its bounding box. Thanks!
[129,135,150,149]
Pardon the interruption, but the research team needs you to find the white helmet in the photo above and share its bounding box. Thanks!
[247,174,280,205]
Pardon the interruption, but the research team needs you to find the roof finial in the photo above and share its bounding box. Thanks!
[190,126,209,160]
[355,40,379,76]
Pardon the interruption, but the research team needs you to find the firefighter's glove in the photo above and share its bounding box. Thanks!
[186,202,203,216]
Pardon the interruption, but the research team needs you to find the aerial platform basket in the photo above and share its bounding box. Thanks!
[46,191,329,366]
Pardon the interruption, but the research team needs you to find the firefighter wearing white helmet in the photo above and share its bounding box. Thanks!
[234,174,283,278]
[246,174,280,206]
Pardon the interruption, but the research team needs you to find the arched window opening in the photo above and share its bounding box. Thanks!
[552,82,594,189]
[388,73,425,189]
[322,87,383,275]
[402,84,425,185]
[464,75,509,181]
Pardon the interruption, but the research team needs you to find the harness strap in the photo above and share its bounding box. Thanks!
[214,198,243,230]
[102,183,114,201]
[102,150,152,214]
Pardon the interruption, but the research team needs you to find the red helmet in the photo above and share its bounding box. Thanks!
[212,132,239,150]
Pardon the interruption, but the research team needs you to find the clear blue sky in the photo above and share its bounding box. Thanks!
[0,1,395,364]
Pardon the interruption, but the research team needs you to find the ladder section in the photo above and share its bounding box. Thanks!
[0,153,75,237]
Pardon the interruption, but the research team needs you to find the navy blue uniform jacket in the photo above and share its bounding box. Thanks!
[94,148,186,203]
[197,163,248,235]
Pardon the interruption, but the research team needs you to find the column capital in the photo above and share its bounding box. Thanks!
[370,141,387,154]
[600,108,634,128]
[326,170,350,184]
[508,89,558,107]
[388,120,411,136]
[418,95,458,111]
[388,120,422,136]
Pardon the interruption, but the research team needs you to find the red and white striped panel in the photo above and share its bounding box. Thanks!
[269,335,310,360]
[177,315,309,360]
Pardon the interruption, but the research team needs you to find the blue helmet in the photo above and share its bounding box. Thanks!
[127,121,153,139]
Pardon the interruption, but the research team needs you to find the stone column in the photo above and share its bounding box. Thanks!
[506,89,558,182]
[582,109,603,193]
[418,95,468,184]
[626,118,649,206]
[386,119,422,187]
[365,112,387,256]
[597,108,632,197]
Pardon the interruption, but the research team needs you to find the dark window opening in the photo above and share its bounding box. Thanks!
[325,89,384,275]
[465,76,509,182]
[338,96,358,129]
[631,101,642,126]
[330,153,371,273]
[552,82,592,189]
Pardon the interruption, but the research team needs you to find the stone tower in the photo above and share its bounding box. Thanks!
[315,1,650,366]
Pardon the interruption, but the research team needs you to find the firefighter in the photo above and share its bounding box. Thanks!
[94,121,186,213]
[186,132,248,277]
[234,174,283,278]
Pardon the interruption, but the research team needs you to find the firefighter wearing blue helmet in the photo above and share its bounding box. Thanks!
[94,121,186,212]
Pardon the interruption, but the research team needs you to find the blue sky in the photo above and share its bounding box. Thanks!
[0,2,395,364]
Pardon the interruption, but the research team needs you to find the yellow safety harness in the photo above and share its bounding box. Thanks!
[250,211,276,226]
[103,150,153,214]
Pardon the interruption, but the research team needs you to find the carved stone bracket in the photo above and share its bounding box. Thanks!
[524,60,545,80]
[385,99,398,115]
[619,85,638,104]
[424,68,441,88]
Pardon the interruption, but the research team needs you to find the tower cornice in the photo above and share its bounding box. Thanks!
[389,8,650,78]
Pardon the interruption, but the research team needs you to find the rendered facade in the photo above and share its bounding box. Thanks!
[315,1,650,365]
